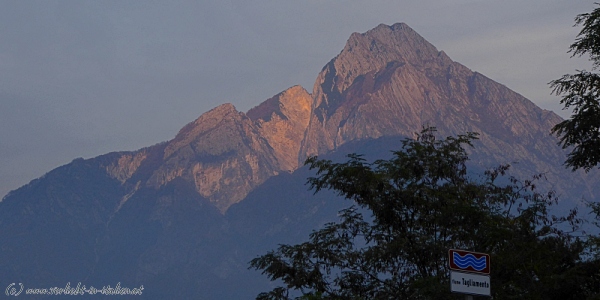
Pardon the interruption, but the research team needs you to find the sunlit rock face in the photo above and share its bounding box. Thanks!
[304,23,559,153]
[90,24,577,214]
[247,85,312,172]
[150,103,281,213]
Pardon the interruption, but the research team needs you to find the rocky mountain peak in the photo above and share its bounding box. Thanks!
[143,102,282,213]
[304,23,459,157]
[247,85,312,171]
[300,23,572,202]
[164,103,241,159]
[313,23,441,103]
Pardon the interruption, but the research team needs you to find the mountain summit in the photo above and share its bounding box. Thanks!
[1,23,598,298]
[305,23,563,169]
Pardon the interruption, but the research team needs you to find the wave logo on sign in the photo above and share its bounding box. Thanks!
[452,252,487,271]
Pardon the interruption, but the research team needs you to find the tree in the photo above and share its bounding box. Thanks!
[250,127,599,299]
[551,3,600,171]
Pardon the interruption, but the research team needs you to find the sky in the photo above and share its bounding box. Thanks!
[0,0,595,199]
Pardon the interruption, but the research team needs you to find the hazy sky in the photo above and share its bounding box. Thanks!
[0,1,594,199]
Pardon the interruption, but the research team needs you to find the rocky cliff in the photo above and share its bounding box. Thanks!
[150,103,280,212]
[247,85,312,172]
[299,23,589,198]
[58,23,592,214]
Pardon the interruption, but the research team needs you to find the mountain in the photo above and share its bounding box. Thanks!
[1,23,598,298]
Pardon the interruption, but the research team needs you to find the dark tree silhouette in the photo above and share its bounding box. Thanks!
[251,128,599,299]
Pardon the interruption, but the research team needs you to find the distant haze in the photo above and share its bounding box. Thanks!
[0,1,593,199]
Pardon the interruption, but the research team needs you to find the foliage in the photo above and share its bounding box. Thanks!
[551,3,600,171]
[250,127,600,299]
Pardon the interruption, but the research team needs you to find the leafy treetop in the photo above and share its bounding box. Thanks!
[250,127,599,300]
[551,3,600,171]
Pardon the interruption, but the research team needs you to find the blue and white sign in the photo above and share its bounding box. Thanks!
[448,249,490,274]
[450,271,491,296]
[453,252,487,271]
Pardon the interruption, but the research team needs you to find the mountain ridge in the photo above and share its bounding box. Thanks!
[3,23,577,213]
[1,22,598,298]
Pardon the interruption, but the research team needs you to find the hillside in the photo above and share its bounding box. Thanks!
[1,23,598,298]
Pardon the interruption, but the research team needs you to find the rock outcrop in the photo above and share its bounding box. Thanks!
[151,103,280,212]
[298,23,581,197]
[247,85,312,172]
[94,22,591,212]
